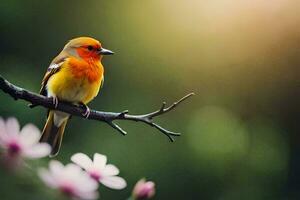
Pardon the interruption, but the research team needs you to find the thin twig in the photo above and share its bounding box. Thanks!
[0,75,194,141]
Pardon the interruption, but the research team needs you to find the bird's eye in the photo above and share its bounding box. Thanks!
[87,46,93,51]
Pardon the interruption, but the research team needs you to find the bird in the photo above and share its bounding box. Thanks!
[39,37,114,157]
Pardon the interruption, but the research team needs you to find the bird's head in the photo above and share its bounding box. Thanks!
[63,37,114,61]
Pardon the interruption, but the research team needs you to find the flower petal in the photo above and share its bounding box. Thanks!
[38,168,57,188]
[19,124,41,147]
[0,117,6,144]
[23,143,51,158]
[63,164,99,193]
[6,117,20,137]
[93,153,107,170]
[100,176,127,190]
[71,153,93,170]
[102,164,120,176]
[77,191,99,200]
[64,163,83,180]
[75,172,99,192]
[49,160,64,177]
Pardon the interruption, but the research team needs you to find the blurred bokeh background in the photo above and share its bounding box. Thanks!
[0,0,299,199]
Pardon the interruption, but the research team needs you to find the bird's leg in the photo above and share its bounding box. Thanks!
[52,96,59,109]
[79,102,91,119]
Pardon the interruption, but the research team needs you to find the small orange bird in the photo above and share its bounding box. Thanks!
[39,37,113,156]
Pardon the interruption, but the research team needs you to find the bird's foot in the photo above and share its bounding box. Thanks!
[52,96,59,109]
[80,102,91,118]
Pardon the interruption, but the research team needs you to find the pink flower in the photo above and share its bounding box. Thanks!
[0,117,51,162]
[132,179,155,200]
[38,160,99,200]
[71,153,127,190]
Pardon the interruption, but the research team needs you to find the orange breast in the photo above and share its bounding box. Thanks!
[68,57,103,83]
[47,57,104,103]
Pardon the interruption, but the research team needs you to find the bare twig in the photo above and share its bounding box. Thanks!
[0,75,194,141]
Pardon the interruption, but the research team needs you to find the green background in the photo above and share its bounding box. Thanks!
[0,0,299,199]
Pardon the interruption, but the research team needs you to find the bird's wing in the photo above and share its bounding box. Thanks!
[39,55,67,96]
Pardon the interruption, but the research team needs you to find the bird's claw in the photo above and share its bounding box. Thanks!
[52,96,58,109]
[83,107,91,118]
[80,103,91,118]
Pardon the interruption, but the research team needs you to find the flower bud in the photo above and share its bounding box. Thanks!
[132,179,155,200]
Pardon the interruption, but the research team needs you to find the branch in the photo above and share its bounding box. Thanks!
[0,75,194,142]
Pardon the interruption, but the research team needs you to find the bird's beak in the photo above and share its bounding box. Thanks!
[98,48,114,55]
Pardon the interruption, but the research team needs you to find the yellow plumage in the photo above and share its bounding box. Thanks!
[47,58,103,104]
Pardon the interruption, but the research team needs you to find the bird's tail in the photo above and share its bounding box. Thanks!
[40,110,68,157]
